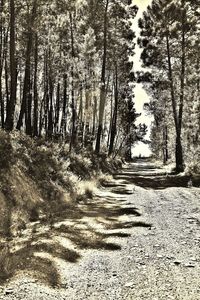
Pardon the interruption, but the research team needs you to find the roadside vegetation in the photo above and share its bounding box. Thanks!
[0,129,123,239]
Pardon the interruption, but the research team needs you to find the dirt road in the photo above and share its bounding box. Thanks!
[1,161,200,300]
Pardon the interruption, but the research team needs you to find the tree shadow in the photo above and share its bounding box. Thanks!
[114,160,200,189]
[0,232,81,286]
[117,174,200,189]
[0,172,151,287]
[108,221,152,230]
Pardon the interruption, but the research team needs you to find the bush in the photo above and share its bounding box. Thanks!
[68,154,93,179]
[0,131,15,170]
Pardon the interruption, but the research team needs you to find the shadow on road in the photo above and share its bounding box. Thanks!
[0,177,151,287]
[114,161,200,189]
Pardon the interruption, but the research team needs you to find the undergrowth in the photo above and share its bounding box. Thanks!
[0,129,122,238]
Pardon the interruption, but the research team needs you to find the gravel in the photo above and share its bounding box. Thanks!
[0,162,200,300]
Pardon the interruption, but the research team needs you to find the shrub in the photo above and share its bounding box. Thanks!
[0,131,15,170]
[68,154,93,179]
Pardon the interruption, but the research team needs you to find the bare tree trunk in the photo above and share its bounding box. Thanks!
[109,65,118,156]
[0,0,5,128]
[5,0,16,131]
[70,66,76,150]
[69,12,76,151]
[47,70,54,139]
[54,81,60,135]
[78,84,84,145]
[175,0,186,172]
[107,78,114,148]
[4,44,9,115]
[16,0,37,133]
[163,125,168,164]
[39,98,44,137]
[95,0,109,153]
[166,31,184,173]
[26,81,32,135]
[92,95,97,136]
[43,52,49,135]
[60,74,67,138]
[33,33,38,137]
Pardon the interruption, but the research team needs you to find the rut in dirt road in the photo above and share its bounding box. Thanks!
[0,160,200,300]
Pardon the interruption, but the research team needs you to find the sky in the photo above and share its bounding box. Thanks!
[131,0,153,157]
[133,0,152,12]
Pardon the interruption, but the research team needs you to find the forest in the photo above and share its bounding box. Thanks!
[0,0,198,172]
[0,0,148,160]
[0,0,199,297]
[138,0,200,173]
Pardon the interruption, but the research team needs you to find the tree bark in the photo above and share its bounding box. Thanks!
[166,32,184,173]
[47,70,54,139]
[16,0,37,133]
[108,65,118,156]
[60,74,67,138]
[0,0,5,128]
[54,81,60,135]
[162,125,168,164]
[33,33,38,137]
[5,0,16,131]
[95,0,109,153]
[69,12,76,151]
[92,95,97,136]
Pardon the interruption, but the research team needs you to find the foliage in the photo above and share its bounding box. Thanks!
[0,131,16,170]
[0,0,140,158]
[139,0,200,172]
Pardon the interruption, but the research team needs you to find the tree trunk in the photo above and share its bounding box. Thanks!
[26,82,32,135]
[92,95,97,136]
[78,84,84,145]
[69,12,76,151]
[95,0,109,153]
[70,66,76,151]
[0,0,5,128]
[163,125,168,164]
[4,46,9,115]
[43,52,49,135]
[109,65,118,156]
[60,74,67,138]
[47,73,54,139]
[54,81,60,135]
[33,33,38,137]
[107,79,114,148]
[39,98,44,137]
[166,32,184,173]
[175,0,186,172]
[5,0,16,131]
[16,0,37,132]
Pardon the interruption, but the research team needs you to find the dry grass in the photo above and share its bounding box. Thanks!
[76,180,97,202]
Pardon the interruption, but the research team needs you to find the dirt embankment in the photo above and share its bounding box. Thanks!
[0,130,122,239]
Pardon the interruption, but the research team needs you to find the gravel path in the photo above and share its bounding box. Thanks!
[0,161,200,300]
